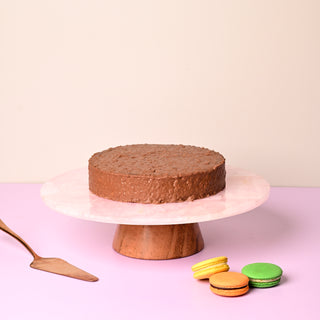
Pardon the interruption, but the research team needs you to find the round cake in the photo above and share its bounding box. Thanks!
[88,144,226,204]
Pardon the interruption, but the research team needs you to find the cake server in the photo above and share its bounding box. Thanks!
[0,218,98,282]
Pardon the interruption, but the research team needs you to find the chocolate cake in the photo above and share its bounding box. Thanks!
[88,144,226,204]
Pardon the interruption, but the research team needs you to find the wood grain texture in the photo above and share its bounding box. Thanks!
[112,223,204,260]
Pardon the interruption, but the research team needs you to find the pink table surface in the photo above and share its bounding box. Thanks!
[0,184,319,320]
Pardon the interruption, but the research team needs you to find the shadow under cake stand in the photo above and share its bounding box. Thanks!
[40,167,270,260]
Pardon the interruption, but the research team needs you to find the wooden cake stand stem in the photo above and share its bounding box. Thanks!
[112,223,204,260]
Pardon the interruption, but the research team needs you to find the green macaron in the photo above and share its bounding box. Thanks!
[241,263,283,288]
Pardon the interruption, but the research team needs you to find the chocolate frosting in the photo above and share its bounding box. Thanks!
[89,144,226,204]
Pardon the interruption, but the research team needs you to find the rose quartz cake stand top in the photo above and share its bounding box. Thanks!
[40,166,270,225]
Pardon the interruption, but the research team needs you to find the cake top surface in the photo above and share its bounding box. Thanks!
[89,144,225,177]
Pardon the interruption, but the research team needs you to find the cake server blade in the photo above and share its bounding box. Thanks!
[0,218,98,282]
[30,257,98,281]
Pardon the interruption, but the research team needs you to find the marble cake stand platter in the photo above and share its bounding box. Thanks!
[40,166,270,260]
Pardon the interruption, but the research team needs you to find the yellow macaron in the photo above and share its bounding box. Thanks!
[192,256,229,280]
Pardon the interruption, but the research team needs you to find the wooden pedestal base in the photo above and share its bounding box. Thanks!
[112,223,204,260]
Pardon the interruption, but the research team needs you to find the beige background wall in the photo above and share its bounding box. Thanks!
[1,1,319,186]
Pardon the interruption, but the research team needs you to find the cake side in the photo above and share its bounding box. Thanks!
[88,144,226,204]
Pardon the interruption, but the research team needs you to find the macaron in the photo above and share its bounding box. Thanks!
[209,271,249,297]
[192,256,229,280]
[241,262,283,288]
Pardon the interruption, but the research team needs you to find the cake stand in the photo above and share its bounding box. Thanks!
[40,166,270,260]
